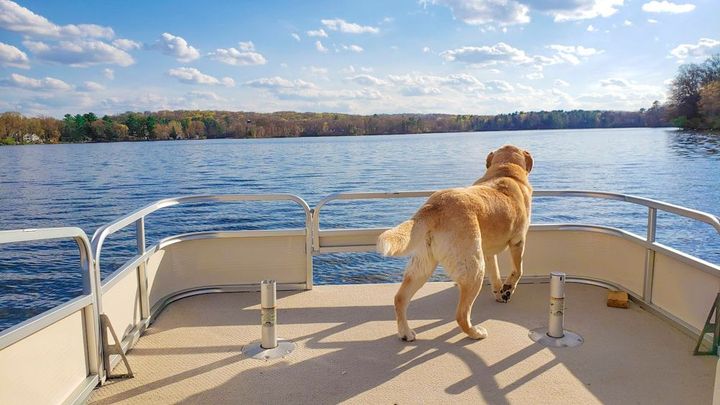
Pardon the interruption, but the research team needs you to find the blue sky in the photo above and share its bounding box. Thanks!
[0,0,718,117]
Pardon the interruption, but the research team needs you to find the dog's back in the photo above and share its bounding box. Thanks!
[377,163,532,260]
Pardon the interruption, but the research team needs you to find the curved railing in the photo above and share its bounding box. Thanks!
[92,194,312,333]
[0,228,100,405]
[92,194,312,275]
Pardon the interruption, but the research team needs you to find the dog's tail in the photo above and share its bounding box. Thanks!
[377,219,424,257]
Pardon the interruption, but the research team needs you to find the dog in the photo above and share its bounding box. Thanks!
[377,145,533,341]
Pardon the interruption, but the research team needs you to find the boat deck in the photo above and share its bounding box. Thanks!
[89,282,715,404]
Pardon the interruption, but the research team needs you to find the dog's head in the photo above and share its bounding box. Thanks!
[485,145,533,173]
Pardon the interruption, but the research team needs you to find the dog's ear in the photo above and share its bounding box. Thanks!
[523,151,533,172]
[485,152,494,169]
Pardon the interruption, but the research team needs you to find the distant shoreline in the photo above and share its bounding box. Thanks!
[0,124,682,146]
[0,108,674,145]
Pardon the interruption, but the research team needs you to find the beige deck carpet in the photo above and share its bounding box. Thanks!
[90,282,715,404]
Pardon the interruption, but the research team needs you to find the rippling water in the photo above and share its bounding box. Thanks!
[1,128,719,330]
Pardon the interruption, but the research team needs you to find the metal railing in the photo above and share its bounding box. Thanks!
[91,194,313,318]
[312,190,720,301]
[0,227,101,404]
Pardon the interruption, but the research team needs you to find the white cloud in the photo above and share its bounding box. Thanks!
[484,79,514,92]
[238,41,255,51]
[670,38,720,61]
[185,90,222,102]
[554,79,570,87]
[440,42,532,66]
[0,41,29,68]
[244,76,317,90]
[23,39,134,67]
[0,73,72,91]
[423,0,624,25]
[210,42,267,66]
[547,44,603,65]
[275,87,385,102]
[342,65,373,74]
[623,19,633,26]
[103,68,114,80]
[321,18,379,34]
[579,78,665,109]
[347,74,387,86]
[525,72,543,80]
[0,0,114,39]
[291,33,301,42]
[341,44,364,53]
[647,18,659,23]
[421,0,530,26]
[537,0,624,22]
[153,33,200,62]
[600,78,630,87]
[79,81,105,92]
[587,24,598,31]
[402,86,441,96]
[315,40,328,53]
[244,77,382,103]
[112,38,141,51]
[386,73,485,97]
[307,28,328,37]
[168,67,235,87]
[422,46,431,53]
[642,1,695,14]
[445,73,483,86]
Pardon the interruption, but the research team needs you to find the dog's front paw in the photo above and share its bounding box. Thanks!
[467,326,488,340]
[497,284,515,303]
[398,324,416,342]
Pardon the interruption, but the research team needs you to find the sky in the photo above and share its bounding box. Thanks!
[0,0,719,117]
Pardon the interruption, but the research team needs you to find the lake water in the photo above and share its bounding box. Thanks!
[1,128,719,330]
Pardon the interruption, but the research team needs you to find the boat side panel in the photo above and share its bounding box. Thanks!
[101,267,142,345]
[500,230,646,295]
[146,235,308,309]
[653,253,720,331]
[0,311,88,405]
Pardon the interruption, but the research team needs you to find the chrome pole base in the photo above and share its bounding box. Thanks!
[243,338,296,360]
[529,328,583,348]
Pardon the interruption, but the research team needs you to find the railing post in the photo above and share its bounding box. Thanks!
[77,235,102,381]
[305,209,314,289]
[643,207,657,303]
[136,217,150,319]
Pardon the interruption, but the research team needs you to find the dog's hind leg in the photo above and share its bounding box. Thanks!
[395,255,437,342]
[456,275,487,339]
[444,247,487,340]
[500,239,525,302]
[486,254,505,303]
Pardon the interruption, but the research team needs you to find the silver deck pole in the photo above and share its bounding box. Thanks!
[548,272,565,338]
[530,272,583,347]
[243,280,296,360]
[260,280,278,349]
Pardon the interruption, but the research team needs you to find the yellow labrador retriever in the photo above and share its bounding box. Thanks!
[377,145,533,341]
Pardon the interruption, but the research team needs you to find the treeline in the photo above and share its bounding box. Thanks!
[667,54,720,130]
[0,107,671,145]
[1,106,671,145]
